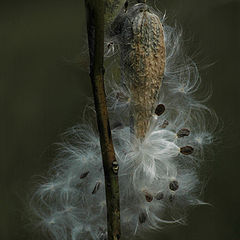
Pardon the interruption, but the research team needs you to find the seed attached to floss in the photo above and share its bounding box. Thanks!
[80,171,89,179]
[169,180,179,191]
[177,128,190,138]
[92,181,101,194]
[143,191,153,202]
[160,120,169,128]
[139,212,147,224]
[180,146,194,155]
[155,104,165,116]
[155,192,164,200]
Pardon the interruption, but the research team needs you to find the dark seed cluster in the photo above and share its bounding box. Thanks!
[154,106,194,198]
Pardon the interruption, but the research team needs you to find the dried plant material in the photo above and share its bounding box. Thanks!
[155,192,164,200]
[92,181,101,194]
[80,171,90,179]
[118,4,166,139]
[30,3,217,238]
[139,212,147,224]
[160,120,169,128]
[180,146,194,155]
[177,128,190,138]
[155,104,165,116]
[143,190,153,202]
[169,180,179,191]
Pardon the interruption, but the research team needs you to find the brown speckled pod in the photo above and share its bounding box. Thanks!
[118,4,166,139]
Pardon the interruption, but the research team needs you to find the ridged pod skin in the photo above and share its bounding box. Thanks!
[112,4,165,139]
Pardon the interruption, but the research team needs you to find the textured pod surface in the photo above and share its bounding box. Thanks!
[119,4,166,139]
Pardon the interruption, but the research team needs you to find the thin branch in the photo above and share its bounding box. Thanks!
[84,1,121,240]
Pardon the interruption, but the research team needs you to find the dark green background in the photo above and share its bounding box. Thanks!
[1,0,239,239]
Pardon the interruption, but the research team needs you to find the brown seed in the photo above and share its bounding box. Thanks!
[177,128,190,138]
[92,182,101,194]
[80,171,89,179]
[155,104,165,116]
[155,192,164,200]
[144,191,153,202]
[139,212,147,224]
[160,120,169,128]
[169,180,179,191]
[180,146,194,155]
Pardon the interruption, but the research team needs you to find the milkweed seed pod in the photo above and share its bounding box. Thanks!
[30,2,218,240]
[111,3,165,139]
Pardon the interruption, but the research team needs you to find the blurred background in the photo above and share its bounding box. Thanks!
[0,0,239,239]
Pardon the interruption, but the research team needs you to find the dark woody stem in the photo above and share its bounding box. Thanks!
[84,0,121,239]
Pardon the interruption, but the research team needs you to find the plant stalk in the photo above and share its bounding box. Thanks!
[84,0,121,239]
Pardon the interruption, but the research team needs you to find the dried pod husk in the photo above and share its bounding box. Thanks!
[177,128,190,138]
[116,4,166,139]
[155,192,164,200]
[169,180,179,191]
[92,181,101,194]
[180,146,194,155]
[139,211,147,224]
[80,171,89,179]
